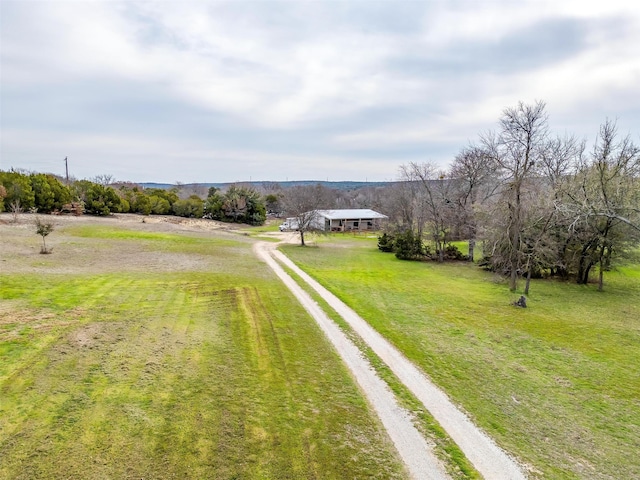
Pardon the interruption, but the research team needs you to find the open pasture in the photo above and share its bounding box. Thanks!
[281,236,640,479]
[0,215,406,479]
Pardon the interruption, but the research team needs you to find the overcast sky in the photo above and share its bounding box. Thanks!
[1,0,639,184]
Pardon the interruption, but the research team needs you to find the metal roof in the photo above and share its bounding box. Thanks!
[315,209,388,220]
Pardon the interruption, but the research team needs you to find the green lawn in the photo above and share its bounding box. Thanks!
[281,236,640,480]
[0,222,406,479]
[280,264,481,479]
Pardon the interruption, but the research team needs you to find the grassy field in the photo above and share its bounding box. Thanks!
[281,236,640,479]
[280,263,481,479]
[0,216,407,479]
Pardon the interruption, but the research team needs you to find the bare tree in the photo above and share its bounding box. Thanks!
[450,145,499,261]
[281,184,336,246]
[400,162,456,262]
[380,178,426,237]
[519,180,559,294]
[560,120,640,290]
[539,134,585,187]
[518,133,585,293]
[92,174,115,186]
[10,199,23,223]
[175,183,208,199]
[482,100,549,291]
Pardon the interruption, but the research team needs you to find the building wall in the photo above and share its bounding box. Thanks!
[328,218,384,231]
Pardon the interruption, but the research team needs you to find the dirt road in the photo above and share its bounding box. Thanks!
[253,242,449,480]
[254,241,528,480]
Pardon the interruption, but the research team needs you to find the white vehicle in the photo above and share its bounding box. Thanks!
[279,218,300,231]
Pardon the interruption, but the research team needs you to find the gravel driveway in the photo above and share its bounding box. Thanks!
[254,241,449,480]
[254,241,528,480]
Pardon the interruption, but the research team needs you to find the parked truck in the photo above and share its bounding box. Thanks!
[279,218,300,231]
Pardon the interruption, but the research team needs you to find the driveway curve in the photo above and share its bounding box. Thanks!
[255,241,528,480]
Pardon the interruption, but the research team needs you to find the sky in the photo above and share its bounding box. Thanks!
[1,0,639,184]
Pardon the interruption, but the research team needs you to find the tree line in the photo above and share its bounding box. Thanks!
[0,170,390,226]
[0,172,267,226]
[378,101,640,292]
[3,100,637,291]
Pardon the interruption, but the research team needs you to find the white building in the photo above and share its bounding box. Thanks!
[280,209,388,232]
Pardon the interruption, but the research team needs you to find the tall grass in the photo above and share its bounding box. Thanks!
[281,236,640,479]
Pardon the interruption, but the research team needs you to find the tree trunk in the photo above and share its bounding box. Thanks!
[524,263,532,295]
[509,267,518,292]
[598,259,604,291]
[598,244,607,292]
[577,241,595,284]
[584,263,593,284]
[468,239,475,262]
[300,230,305,246]
[509,226,519,291]
[598,226,612,292]
[578,262,593,285]
[508,201,520,292]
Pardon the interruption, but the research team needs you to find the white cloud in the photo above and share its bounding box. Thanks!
[2,0,639,182]
[420,1,540,47]
[0,126,393,183]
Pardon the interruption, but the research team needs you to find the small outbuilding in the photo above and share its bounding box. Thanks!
[315,209,388,232]
[279,209,388,232]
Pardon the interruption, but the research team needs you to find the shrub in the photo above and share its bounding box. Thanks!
[149,196,171,215]
[35,217,54,254]
[30,174,71,213]
[173,196,204,218]
[442,243,466,261]
[394,230,425,260]
[377,232,395,252]
[132,193,151,215]
[0,184,5,212]
[203,185,266,225]
[0,171,35,211]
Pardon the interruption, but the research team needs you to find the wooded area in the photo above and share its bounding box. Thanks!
[2,101,638,291]
[379,101,640,292]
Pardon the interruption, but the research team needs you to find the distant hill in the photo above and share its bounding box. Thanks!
[140,180,393,191]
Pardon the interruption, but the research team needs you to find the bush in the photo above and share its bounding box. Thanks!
[132,193,152,215]
[173,196,204,218]
[35,217,54,254]
[442,243,466,261]
[30,174,71,213]
[394,230,425,260]
[377,232,395,252]
[85,184,122,215]
[0,171,35,211]
[203,185,266,225]
[149,196,171,215]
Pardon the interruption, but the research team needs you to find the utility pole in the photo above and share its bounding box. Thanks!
[64,156,69,185]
